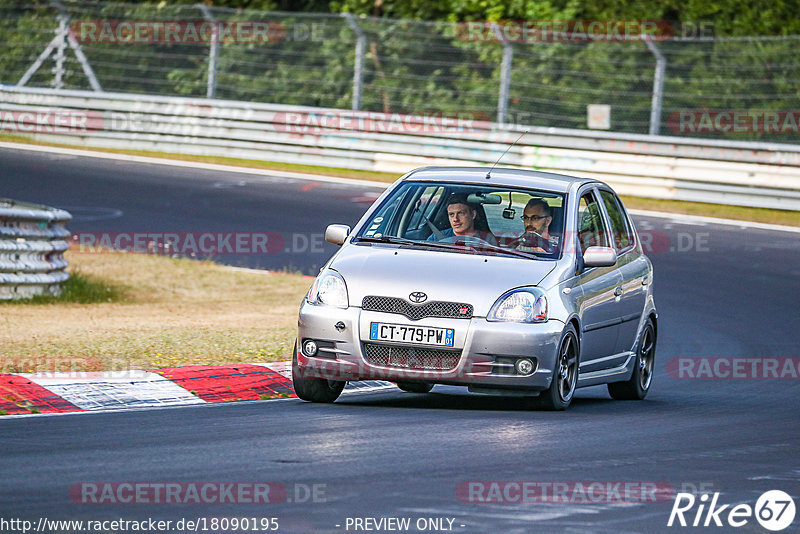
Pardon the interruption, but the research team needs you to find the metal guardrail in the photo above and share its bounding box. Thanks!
[0,198,71,300]
[1,86,799,211]
[5,2,800,142]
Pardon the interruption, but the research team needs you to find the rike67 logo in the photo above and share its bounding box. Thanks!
[668,490,796,531]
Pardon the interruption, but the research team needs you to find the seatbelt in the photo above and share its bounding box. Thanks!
[424,217,445,240]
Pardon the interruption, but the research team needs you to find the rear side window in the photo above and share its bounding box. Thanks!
[599,190,633,252]
[577,191,609,251]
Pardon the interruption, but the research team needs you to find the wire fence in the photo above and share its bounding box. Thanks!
[1,0,799,143]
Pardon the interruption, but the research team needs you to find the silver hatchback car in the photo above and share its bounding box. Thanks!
[293,167,657,410]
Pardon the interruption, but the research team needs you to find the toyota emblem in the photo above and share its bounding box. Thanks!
[409,291,427,303]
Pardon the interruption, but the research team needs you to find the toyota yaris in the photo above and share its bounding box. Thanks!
[293,166,657,410]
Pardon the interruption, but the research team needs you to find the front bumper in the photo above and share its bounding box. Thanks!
[296,301,564,391]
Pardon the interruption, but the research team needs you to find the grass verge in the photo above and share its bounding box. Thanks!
[619,195,799,227]
[2,134,798,227]
[0,250,311,372]
[3,270,126,305]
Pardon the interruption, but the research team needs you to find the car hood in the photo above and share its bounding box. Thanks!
[329,244,557,316]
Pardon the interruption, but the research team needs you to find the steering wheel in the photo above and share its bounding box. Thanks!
[509,232,551,253]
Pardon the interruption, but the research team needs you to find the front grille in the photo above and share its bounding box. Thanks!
[362,342,461,370]
[362,296,473,320]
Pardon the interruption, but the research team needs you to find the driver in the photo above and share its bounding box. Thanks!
[428,194,495,243]
[516,198,557,253]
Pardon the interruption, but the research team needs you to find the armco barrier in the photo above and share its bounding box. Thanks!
[0,199,71,299]
[1,86,800,210]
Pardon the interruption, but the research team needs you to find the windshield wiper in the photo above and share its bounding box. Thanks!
[467,241,544,259]
[356,235,471,251]
[356,235,417,246]
[356,235,543,259]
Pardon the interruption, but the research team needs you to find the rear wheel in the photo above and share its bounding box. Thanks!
[535,324,579,411]
[291,342,345,403]
[608,318,656,400]
[396,381,434,393]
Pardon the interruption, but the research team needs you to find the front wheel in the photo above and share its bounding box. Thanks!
[292,342,345,403]
[535,324,579,411]
[608,317,656,400]
[396,381,434,393]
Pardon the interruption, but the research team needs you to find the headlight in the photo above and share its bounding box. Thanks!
[487,288,547,323]
[307,270,348,308]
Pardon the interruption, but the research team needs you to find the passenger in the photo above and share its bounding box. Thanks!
[428,194,495,243]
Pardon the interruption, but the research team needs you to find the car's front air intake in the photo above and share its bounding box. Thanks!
[362,343,461,370]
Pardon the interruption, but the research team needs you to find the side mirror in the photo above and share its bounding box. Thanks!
[325,224,351,245]
[583,246,617,267]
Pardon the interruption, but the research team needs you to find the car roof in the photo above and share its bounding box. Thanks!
[402,166,600,193]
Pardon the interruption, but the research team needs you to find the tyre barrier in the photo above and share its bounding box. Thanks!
[0,198,71,299]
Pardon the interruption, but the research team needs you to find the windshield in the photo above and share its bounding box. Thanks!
[354,181,566,259]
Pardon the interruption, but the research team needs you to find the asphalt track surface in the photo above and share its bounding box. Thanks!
[2,147,800,533]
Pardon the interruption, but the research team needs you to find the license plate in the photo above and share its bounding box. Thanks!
[369,322,454,347]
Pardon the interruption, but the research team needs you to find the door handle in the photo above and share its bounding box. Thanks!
[614,286,623,296]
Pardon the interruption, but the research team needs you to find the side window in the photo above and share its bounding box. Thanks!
[599,190,633,252]
[405,186,444,232]
[577,191,609,252]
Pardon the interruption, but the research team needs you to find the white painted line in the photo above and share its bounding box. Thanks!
[0,394,298,420]
[24,371,205,410]
[23,370,154,381]
[2,141,795,233]
[0,141,389,189]
[628,209,800,233]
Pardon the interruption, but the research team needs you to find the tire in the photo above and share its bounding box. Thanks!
[396,381,434,393]
[608,317,656,400]
[291,342,345,403]
[535,324,579,411]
